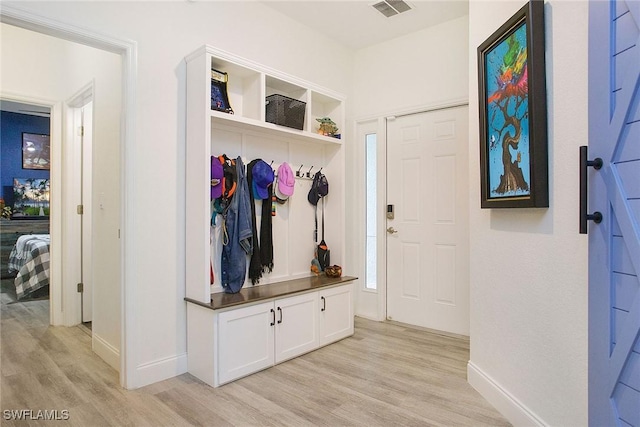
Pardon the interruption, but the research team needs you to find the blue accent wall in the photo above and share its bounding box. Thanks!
[0,111,50,208]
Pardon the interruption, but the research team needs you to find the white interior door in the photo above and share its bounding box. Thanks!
[386,106,469,335]
[69,92,93,323]
[81,102,93,323]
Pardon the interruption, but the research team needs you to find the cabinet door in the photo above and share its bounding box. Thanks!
[217,301,275,385]
[319,285,354,346]
[274,292,319,364]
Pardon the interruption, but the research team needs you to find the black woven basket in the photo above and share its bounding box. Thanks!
[265,94,306,130]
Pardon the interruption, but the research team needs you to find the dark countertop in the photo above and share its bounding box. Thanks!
[185,275,357,311]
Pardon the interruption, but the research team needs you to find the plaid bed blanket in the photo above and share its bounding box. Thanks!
[8,235,50,300]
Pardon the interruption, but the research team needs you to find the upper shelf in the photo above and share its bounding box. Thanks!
[187,45,345,145]
[210,110,342,146]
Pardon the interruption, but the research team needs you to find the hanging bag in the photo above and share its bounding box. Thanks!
[316,197,330,271]
[309,171,330,271]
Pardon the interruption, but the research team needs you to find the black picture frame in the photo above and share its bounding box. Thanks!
[478,0,548,208]
[22,132,51,170]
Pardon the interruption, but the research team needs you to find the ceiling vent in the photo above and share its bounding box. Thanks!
[372,0,412,18]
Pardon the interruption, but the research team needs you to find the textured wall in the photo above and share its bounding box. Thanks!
[468,1,588,425]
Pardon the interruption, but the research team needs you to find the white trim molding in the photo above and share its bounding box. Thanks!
[135,353,189,389]
[467,361,547,426]
[93,333,120,372]
[0,92,64,327]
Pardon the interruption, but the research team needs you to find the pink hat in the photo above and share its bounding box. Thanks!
[277,162,295,199]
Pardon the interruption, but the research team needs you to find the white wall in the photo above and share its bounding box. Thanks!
[3,1,354,388]
[349,16,469,320]
[352,15,469,119]
[1,23,122,368]
[3,3,590,422]
[467,1,588,425]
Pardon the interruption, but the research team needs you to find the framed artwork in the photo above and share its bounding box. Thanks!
[13,178,50,217]
[22,132,50,170]
[478,0,548,208]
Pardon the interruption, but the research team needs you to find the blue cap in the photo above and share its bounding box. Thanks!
[252,160,274,200]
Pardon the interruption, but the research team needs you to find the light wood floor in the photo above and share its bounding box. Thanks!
[1,299,510,426]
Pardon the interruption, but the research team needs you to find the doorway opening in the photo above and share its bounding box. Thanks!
[0,101,52,306]
[0,5,136,387]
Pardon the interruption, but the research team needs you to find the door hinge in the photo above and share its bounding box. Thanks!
[78,126,84,137]
[77,283,84,293]
[77,204,84,215]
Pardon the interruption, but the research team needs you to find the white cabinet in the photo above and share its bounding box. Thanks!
[216,290,325,386]
[187,282,353,387]
[217,292,319,385]
[319,285,354,346]
[217,301,274,385]
[274,292,319,364]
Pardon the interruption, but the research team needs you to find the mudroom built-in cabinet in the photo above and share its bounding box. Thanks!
[184,45,356,387]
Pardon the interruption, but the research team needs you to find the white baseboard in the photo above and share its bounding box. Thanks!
[467,361,547,427]
[93,333,120,372]
[354,313,382,322]
[134,353,188,389]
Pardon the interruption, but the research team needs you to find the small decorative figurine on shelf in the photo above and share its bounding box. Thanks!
[316,117,339,138]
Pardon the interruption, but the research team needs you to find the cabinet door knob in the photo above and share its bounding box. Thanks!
[270,308,275,326]
[277,307,283,324]
[321,296,326,312]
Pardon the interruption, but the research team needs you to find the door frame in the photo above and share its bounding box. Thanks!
[0,5,137,389]
[0,92,64,326]
[351,98,468,322]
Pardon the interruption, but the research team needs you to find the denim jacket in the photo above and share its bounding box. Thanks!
[221,157,253,293]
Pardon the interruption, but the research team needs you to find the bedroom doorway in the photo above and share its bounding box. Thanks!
[0,12,131,383]
[0,100,52,305]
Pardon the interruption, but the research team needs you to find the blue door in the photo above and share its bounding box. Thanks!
[589,1,640,426]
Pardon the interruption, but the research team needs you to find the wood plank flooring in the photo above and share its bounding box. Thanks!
[1,300,510,426]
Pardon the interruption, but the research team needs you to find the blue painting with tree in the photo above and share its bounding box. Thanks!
[485,22,530,198]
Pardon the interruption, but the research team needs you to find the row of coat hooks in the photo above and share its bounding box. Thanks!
[295,164,322,180]
[264,160,322,180]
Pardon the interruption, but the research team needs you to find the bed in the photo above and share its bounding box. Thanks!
[7,234,50,300]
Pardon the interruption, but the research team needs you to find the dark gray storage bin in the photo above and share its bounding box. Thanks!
[265,94,306,130]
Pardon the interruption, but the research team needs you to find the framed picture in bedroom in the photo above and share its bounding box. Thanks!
[12,178,50,217]
[22,132,51,170]
[477,0,549,208]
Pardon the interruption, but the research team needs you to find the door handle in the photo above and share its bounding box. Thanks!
[579,145,603,234]
[270,308,275,326]
[387,227,398,234]
[277,307,283,324]
[321,296,326,312]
